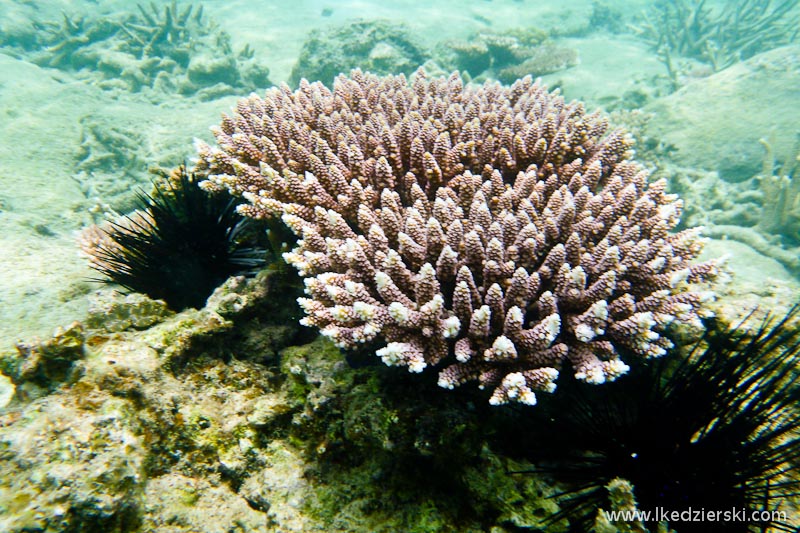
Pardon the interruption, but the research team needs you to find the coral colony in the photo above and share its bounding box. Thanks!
[195,69,717,405]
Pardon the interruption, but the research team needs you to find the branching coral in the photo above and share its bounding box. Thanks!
[633,0,799,71]
[119,2,208,64]
[10,2,270,97]
[196,69,717,405]
[756,138,800,243]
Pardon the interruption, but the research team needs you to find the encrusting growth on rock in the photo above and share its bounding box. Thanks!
[196,69,718,405]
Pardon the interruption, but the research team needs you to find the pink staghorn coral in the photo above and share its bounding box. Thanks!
[195,69,717,405]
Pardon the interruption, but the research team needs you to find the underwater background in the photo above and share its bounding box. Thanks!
[0,0,799,531]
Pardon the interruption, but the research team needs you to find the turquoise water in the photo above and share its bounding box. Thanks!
[0,0,797,343]
[0,0,800,531]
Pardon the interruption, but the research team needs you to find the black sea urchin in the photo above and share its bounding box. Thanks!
[510,308,800,532]
[82,167,266,311]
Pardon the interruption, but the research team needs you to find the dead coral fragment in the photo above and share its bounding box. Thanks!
[197,69,717,405]
[2,322,86,393]
[444,28,577,82]
[756,137,800,242]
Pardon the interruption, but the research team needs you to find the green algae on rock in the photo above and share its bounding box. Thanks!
[1,321,87,400]
[0,260,577,532]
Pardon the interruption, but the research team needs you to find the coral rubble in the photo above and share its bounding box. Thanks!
[3,2,271,98]
[196,69,717,405]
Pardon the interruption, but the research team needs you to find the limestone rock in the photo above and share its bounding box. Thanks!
[646,45,800,182]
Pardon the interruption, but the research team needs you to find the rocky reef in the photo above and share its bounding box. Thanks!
[0,268,584,532]
[440,27,578,83]
[289,19,429,87]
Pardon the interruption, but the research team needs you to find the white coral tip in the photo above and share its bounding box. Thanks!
[442,316,461,338]
[574,323,596,343]
[576,365,606,385]
[375,271,391,289]
[388,302,410,324]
